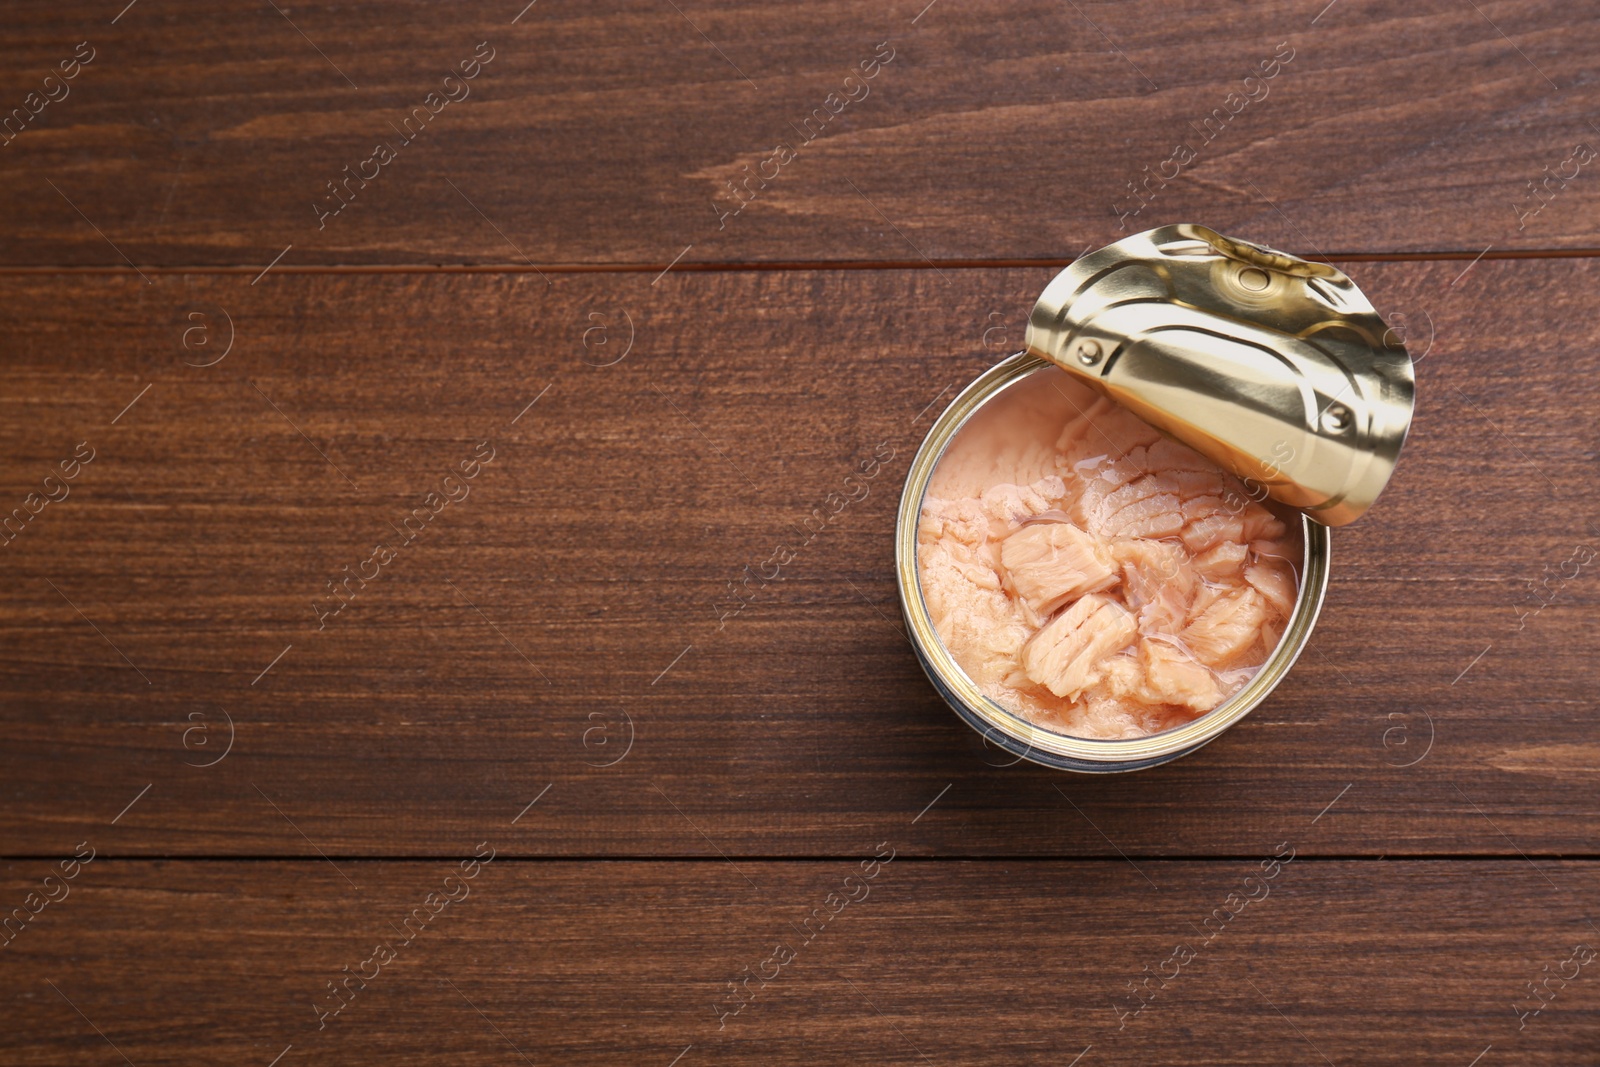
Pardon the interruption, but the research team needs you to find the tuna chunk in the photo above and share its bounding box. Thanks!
[1194,540,1249,578]
[1074,453,1143,517]
[1181,499,1287,553]
[1163,469,1235,502]
[1021,594,1138,699]
[1140,639,1224,711]
[1100,638,1224,713]
[1056,397,1159,458]
[1113,539,1196,635]
[1245,560,1297,617]
[1184,586,1271,668]
[1095,475,1186,539]
[1178,504,1243,553]
[979,478,1066,533]
[999,521,1118,620]
[1129,437,1220,478]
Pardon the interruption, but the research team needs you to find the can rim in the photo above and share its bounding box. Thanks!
[895,352,1332,771]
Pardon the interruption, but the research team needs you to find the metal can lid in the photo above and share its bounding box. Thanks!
[1025,223,1415,526]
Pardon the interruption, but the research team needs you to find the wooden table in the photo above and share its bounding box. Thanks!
[3,2,1597,1063]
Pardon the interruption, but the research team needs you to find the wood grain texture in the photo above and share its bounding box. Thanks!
[7,3,1598,1063]
[0,258,1595,857]
[3,859,1598,1065]
[1,1,1598,267]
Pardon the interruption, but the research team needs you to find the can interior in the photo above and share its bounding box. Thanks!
[898,355,1327,771]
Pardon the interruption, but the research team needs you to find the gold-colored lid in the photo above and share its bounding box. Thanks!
[1026,224,1415,526]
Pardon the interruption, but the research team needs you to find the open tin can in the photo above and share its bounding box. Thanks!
[896,225,1414,772]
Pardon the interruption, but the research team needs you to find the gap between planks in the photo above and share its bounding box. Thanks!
[2,854,1597,864]
[1,247,1600,279]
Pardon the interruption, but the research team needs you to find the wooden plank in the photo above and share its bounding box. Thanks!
[2,858,1597,1064]
[1,1,1597,266]
[0,258,1596,857]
